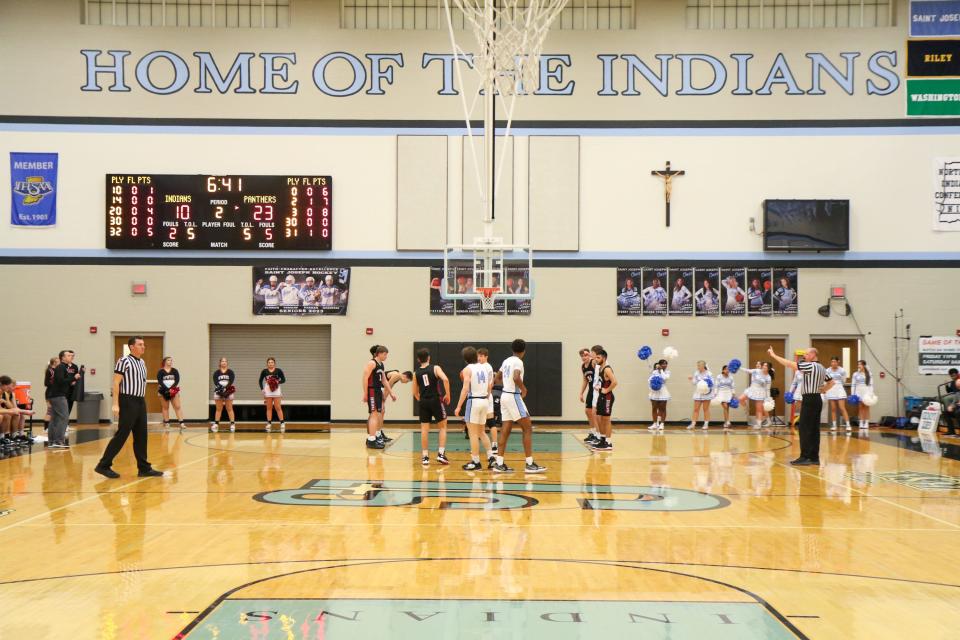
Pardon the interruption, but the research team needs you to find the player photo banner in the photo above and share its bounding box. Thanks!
[720,268,747,316]
[693,268,721,317]
[429,267,455,315]
[252,266,350,315]
[10,152,58,227]
[616,267,643,316]
[746,268,773,316]
[669,267,694,316]
[772,268,799,316]
[642,267,669,316]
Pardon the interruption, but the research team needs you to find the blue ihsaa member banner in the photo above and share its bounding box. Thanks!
[10,152,58,227]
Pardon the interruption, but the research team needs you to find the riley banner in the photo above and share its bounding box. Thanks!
[10,152,58,227]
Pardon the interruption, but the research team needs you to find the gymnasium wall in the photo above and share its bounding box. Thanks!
[0,129,958,256]
[0,264,954,422]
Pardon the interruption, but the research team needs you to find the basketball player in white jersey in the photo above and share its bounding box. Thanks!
[476,347,499,455]
[494,339,546,474]
[455,346,496,471]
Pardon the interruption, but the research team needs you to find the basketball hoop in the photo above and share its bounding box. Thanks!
[477,286,500,311]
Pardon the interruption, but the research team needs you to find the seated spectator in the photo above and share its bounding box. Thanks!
[0,376,32,450]
[944,368,959,436]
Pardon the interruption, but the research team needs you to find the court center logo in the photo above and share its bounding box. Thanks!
[254,479,730,511]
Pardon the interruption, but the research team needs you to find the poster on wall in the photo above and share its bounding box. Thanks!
[693,267,721,317]
[504,267,530,315]
[10,152,58,227]
[772,268,799,316]
[252,266,350,315]
[616,267,643,316]
[641,267,669,316]
[454,265,481,315]
[668,267,694,316]
[429,267,454,315]
[934,157,960,230]
[720,268,746,316]
[918,336,960,374]
[746,268,773,316]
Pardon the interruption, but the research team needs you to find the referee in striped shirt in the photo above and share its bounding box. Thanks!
[768,346,834,466]
[95,336,163,478]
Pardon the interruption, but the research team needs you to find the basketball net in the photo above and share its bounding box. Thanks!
[442,0,566,234]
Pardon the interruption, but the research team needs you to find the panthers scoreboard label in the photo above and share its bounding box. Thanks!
[10,152,57,227]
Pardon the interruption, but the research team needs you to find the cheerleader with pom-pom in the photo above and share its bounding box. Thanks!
[688,361,715,431]
[739,362,774,429]
[851,360,873,430]
[825,357,852,432]
[714,365,735,430]
[648,359,671,431]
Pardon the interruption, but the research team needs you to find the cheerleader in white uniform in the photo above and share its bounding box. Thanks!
[825,357,852,432]
[739,362,774,429]
[648,359,671,431]
[715,365,735,430]
[688,361,715,431]
[851,359,873,430]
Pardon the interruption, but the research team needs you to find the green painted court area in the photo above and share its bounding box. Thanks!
[389,430,572,453]
[185,599,798,639]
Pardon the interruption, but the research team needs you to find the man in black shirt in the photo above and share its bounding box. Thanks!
[943,368,959,435]
[48,350,80,449]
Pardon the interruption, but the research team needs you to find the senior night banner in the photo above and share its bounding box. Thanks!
[10,153,58,227]
[253,266,350,315]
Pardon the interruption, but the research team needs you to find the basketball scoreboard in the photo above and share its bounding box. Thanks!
[105,174,332,250]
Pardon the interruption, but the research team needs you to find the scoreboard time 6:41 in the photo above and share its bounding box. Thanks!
[106,174,332,250]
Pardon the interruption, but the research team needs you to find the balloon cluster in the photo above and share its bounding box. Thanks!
[728,397,740,409]
[728,359,742,374]
[784,391,794,404]
[847,395,860,406]
[649,377,664,391]
[637,345,653,360]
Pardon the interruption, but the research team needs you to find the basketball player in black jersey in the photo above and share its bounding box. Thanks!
[591,349,617,451]
[580,348,599,445]
[413,348,451,466]
[362,345,397,449]
[382,368,413,429]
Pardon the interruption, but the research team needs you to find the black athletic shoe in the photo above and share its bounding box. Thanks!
[378,432,393,443]
[591,439,613,451]
[366,438,385,450]
[421,455,429,467]
[95,465,120,479]
[487,456,497,469]
[462,460,483,471]
[584,433,599,444]
[493,462,513,473]
[138,468,164,477]
[524,461,547,473]
[790,457,818,466]
[437,453,449,465]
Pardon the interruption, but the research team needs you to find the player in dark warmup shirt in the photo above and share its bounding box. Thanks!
[413,348,451,466]
[362,345,397,449]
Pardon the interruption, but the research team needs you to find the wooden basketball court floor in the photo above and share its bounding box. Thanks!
[1,424,959,639]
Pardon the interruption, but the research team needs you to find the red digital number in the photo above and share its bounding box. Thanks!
[253,205,274,221]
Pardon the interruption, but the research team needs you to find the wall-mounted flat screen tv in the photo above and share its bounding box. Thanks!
[763,199,849,251]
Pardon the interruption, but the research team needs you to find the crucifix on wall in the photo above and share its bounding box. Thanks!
[651,161,685,227]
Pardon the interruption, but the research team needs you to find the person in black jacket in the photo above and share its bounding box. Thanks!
[211,358,236,433]
[48,350,80,449]
[259,357,286,432]
[157,356,186,430]
[43,356,58,431]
